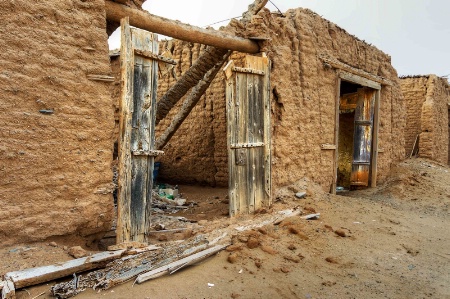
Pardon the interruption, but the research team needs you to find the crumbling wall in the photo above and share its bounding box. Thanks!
[400,77,428,156]
[400,76,449,164]
[154,7,405,191]
[0,0,115,247]
[419,76,449,163]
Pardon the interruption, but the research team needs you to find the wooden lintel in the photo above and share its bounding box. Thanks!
[132,150,164,157]
[339,71,381,90]
[5,250,126,289]
[230,142,265,149]
[105,1,259,54]
[87,74,115,82]
[319,54,392,86]
[232,67,265,76]
[134,49,177,65]
[320,143,336,150]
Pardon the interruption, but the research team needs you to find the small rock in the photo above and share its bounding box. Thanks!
[226,244,243,252]
[280,266,290,273]
[288,244,297,250]
[49,242,58,247]
[63,246,68,251]
[257,227,267,235]
[295,192,306,199]
[334,229,347,237]
[158,234,168,242]
[255,260,262,268]
[247,236,260,249]
[68,246,87,259]
[227,253,238,264]
[261,245,277,255]
[325,257,339,264]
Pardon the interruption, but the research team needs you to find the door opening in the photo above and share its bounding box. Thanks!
[336,76,379,191]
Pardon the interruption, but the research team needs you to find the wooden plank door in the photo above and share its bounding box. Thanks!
[117,18,160,243]
[350,87,376,187]
[224,55,271,216]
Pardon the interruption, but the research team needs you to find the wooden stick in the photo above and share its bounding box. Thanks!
[5,250,126,289]
[136,244,228,284]
[30,291,46,299]
[105,1,259,54]
[1,278,15,299]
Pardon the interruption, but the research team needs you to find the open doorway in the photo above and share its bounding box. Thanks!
[335,73,380,191]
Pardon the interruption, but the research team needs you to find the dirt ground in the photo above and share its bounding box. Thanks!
[1,158,449,299]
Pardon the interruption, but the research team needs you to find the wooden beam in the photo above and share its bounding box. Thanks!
[321,143,336,150]
[4,250,126,289]
[332,77,341,194]
[320,54,393,86]
[339,71,381,90]
[105,1,259,54]
[370,89,380,188]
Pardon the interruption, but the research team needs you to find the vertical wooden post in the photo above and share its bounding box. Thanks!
[332,76,341,194]
[370,89,381,187]
[117,17,134,243]
[117,18,159,243]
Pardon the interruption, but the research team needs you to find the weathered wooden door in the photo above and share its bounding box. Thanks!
[117,18,161,243]
[350,87,376,187]
[224,55,271,216]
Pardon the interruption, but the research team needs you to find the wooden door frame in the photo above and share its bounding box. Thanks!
[332,71,381,194]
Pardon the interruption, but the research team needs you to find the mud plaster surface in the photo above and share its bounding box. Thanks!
[0,0,115,246]
[400,76,449,164]
[155,8,405,192]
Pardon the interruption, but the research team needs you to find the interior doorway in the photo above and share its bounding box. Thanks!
[334,72,380,191]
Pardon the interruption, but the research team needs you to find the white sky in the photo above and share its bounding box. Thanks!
[108,0,450,77]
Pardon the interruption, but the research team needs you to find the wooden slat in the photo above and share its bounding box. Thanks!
[86,74,115,82]
[134,49,177,65]
[321,143,336,150]
[136,245,228,284]
[5,250,125,290]
[232,67,265,76]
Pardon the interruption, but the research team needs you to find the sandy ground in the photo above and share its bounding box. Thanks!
[1,158,449,299]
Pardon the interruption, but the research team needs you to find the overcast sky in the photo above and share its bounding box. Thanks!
[108,0,450,77]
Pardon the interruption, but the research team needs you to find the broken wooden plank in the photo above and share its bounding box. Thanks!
[1,278,15,299]
[134,49,177,65]
[339,70,381,90]
[86,74,115,82]
[300,213,321,220]
[320,143,336,150]
[273,209,302,225]
[5,250,126,289]
[105,1,259,53]
[136,244,228,284]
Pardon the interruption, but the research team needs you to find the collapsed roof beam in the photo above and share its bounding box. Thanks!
[105,1,260,54]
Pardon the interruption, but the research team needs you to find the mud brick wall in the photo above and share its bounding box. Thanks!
[400,77,428,156]
[401,76,449,164]
[154,8,405,191]
[155,42,229,186]
[0,0,115,247]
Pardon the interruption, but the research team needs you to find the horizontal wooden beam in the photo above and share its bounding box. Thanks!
[105,1,260,54]
[5,250,126,289]
[319,54,393,86]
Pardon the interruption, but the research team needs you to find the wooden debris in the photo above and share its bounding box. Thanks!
[30,291,46,299]
[273,209,302,225]
[320,143,336,150]
[134,49,177,65]
[1,278,15,299]
[136,244,228,284]
[86,74,115,82]
[5,250,125,289]
[300,213,321,220]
